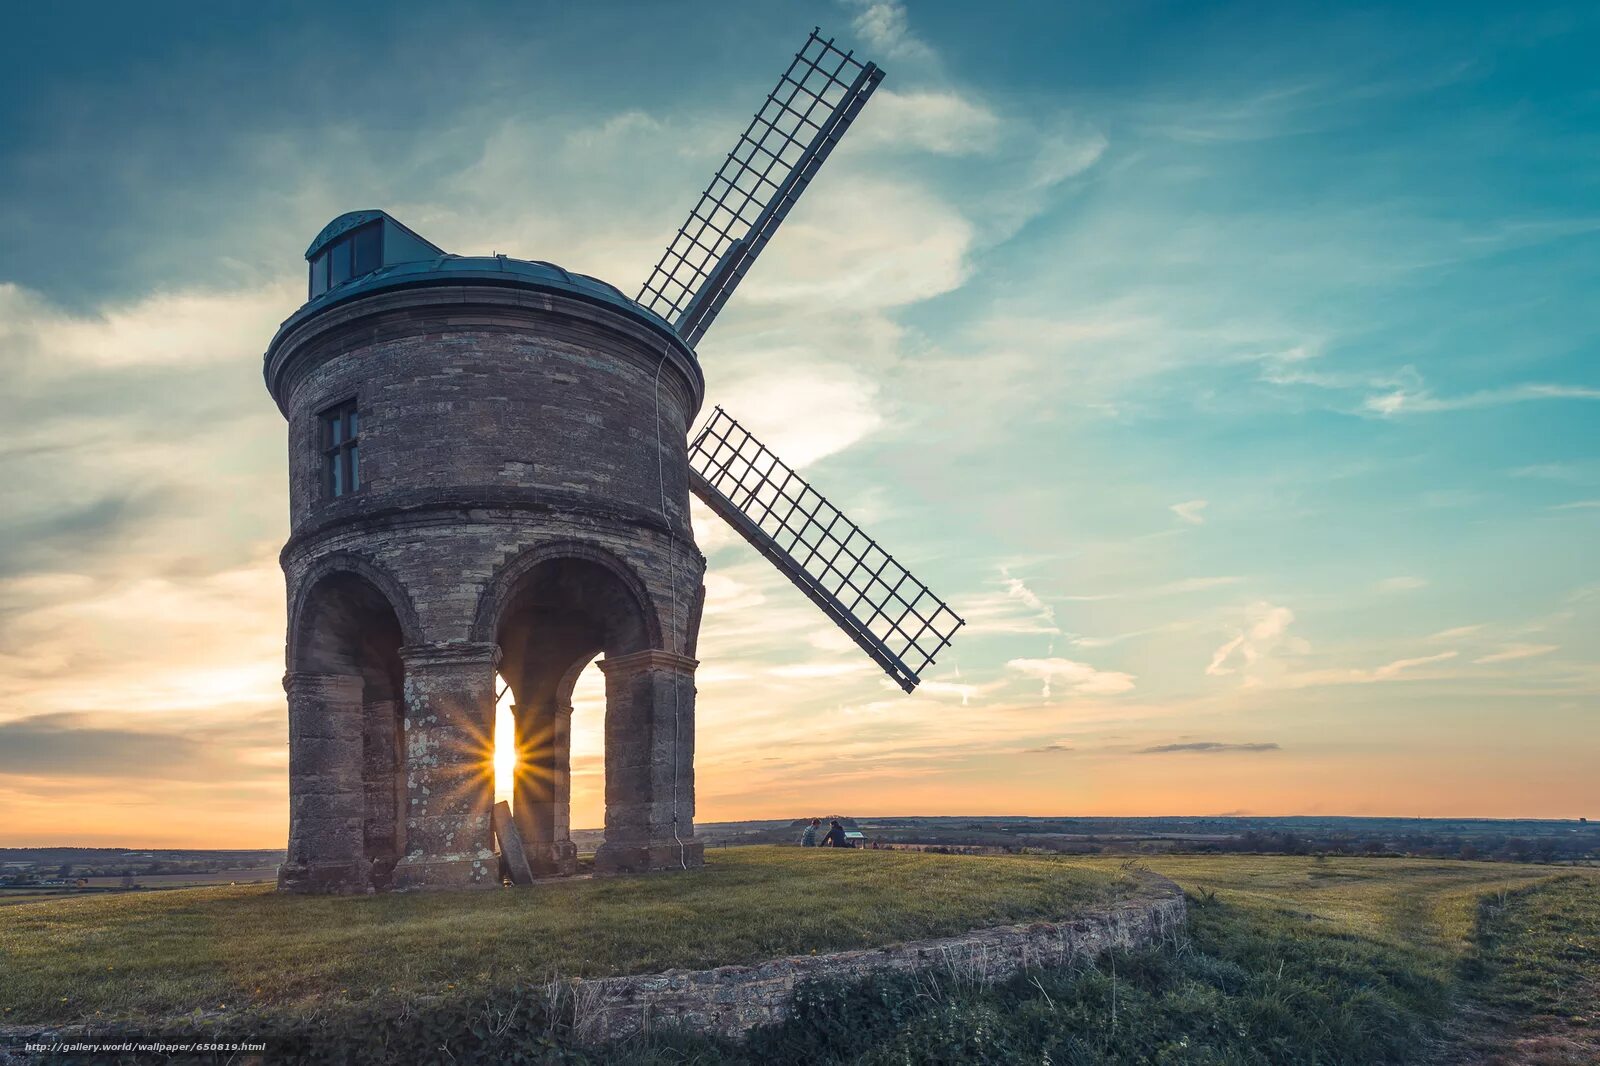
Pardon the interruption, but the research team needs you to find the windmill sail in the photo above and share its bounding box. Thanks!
[637,30,884,346]
[689,407,963,693]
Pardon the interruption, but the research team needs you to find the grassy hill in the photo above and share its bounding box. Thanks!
[1,849,1594,1064]
[0,847,1135,1026]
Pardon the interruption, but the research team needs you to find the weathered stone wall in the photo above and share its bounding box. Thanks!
[269,285,706,657]
[266,285,702,542]
[572,874,1188,1042]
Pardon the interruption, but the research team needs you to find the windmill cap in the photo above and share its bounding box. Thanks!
[304,209,444,260]
[277,210,682,344]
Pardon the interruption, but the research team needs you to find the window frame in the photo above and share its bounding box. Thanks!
[308,221,385,299]
[319,398,361,499]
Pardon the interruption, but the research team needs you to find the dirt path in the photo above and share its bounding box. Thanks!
[1438,981,1600,1066]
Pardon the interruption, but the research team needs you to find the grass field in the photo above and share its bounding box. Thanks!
[688,855,1598,1066]
[1085,854,1567,963]
[1459,875,1600,1062]
[0,847,1134,1026]
[2,849,1595,1064]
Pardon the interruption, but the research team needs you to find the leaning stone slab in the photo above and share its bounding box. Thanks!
[494,800,535,885]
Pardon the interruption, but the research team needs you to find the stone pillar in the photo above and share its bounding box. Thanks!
[361,697,403,887]
[279,672,368,893]
[594,649,704,875]
[513,698,578,875]
[392,642,499,890]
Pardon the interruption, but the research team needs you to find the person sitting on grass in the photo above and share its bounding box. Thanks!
[800,818,821,847]
[820,820,848,848]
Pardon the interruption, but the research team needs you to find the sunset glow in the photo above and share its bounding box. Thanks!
[0,2,1596,850]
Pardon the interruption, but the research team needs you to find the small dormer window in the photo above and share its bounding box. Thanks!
[304,211,447,300]
[309,221,383,298]
[320,399,360,497]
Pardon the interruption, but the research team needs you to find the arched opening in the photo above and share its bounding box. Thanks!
[288,571,406,891]
[567,662,607,841]
[493,555,652,876]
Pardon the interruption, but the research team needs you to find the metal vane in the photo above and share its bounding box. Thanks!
[689,408,964,692]
[640,30,963,693]
[636,29,883,345]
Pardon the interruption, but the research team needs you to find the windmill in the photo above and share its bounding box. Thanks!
[266,26,970,889]
[636,28,964,693]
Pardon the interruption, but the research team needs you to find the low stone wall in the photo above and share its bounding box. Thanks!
[573,873,1187,1042]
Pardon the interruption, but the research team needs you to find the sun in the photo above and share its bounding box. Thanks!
[493,676,517,804]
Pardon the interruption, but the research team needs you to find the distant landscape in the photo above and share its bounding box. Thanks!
[5,814,1594,906]
[680,814,1600,864]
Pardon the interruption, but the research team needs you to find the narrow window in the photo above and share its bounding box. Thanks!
[351,222,381,276]
[329,239,353,288]
[320,399,361,498]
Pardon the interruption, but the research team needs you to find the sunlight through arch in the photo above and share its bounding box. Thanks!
[493,673,516,806]
[568,661,607,832]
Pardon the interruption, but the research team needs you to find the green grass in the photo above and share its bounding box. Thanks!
[0,846,1134,1027]
[5,850,1594,1065]
[628,857,1597,1065]
[1086,854,1567,962]
[1458,874,1600,1060]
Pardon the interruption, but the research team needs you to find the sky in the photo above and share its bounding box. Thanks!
[1,1,1596,848]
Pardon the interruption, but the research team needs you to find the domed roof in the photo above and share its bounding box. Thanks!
[272,210,681,349]
[276,253,678,340]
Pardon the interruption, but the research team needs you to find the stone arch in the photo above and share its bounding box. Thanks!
[280,558,413,893]
[474,541,671,876]
[470,539,663,651]
[287,551,421,669]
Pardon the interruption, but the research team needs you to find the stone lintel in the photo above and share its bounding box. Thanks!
[598,649,699,676]
[283,671,364,700]
[399,641,502,670]
[510,701,574,721]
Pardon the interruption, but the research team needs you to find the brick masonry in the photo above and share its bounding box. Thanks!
[570,872,1188,1042]
[264,280,710,892]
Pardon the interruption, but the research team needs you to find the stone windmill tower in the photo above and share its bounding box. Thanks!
[265,30,962,893]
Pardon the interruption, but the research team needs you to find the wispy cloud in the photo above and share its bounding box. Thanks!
[959,568,1061,637]
[1170,499,1209,525]
[1279,651,1460,689]
[1136,741,1280,754]
[860,90,1004,155]
[1377,575,1428,592]
[1066,576,1243,603]
[1008,657,1136,697]
[840,0,934,61]
[1001,570,1057,625]
[1364,383,1600,417]
[1371,651,1458,679]
[1206,602,1300,677]
[1474,643,1558,664]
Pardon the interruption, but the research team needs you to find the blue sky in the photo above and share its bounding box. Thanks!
[1,1,1595,845]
